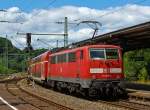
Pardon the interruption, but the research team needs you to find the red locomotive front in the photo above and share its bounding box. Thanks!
[89,46,124,79]
[48,45,126,98]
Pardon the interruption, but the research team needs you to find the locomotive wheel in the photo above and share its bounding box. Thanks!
[118,87,128,99]
[68,85,75,94]
[56,83,62,91]
[50,81,57,90]
[112,87,118,99]
[100,87,106,99]
[83,88,89,97]
[88,87,99,98]
[42,81,47,87]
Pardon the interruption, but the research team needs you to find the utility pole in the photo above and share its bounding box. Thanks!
[26,33,32,56]
[5,35,8,73]
[56,17,69,47]
[64,17,68,47]
[56,40,59,48]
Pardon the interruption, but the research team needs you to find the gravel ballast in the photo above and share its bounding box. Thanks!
[19,79,126,110]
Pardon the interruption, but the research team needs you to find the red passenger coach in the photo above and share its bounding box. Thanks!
[29,51,50,81]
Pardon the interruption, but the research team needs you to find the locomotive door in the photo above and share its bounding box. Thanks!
[41,61,48,80]
[41,62,44,80]
[76,50,83,80]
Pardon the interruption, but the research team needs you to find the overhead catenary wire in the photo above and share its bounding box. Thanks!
[10,36,26,49]
[72,0,149,37]
[37,38,75,47]
[97,0,148,19]
[95,0,149,33]
[44,0,58,9]
[14,0,58,33]
[74,0,148,22]
[67,0,149,34]
[0,0,149,50]
[112,1,145,16]
[37,38,55,49]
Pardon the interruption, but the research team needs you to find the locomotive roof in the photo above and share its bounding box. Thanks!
[31,51,50,60]
[50,44,121,56]
[31,44,121,60]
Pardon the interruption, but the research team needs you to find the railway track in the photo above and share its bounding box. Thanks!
[33,78,150,110]
[98,99,150,110]
[5,79,73,110]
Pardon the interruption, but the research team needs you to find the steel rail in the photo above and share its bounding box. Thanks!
[5,79,73,110]
[98,99,150,110]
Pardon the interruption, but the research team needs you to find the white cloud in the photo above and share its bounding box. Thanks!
[0,4,149,49]
[7,7,20,13]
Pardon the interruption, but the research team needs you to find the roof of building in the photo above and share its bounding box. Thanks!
[72,21,150,52]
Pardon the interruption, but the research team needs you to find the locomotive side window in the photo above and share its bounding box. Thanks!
[90,49,105,60]
[80,50,83,59]
[54,54,67,63]
[106,49,118,59]
[68,52,76,62]
[51,56,56,64]
[57,55,62,63]
[62,54,67,62]
[51,53,76,63]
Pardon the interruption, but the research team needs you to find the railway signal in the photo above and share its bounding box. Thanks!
[26,33,32,51]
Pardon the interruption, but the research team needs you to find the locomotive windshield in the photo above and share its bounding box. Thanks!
[90,49,105,59]
[106,49,118,59]
[90,48,119,60]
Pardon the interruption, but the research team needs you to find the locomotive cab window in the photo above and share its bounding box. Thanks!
[90,49,105,60]
[90,48,119,60]
[106,49,119,59]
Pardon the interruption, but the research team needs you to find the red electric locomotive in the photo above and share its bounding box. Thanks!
[29,44,126,98]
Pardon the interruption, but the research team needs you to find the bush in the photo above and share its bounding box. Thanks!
[138,67,148,81]
[0,65,16,74]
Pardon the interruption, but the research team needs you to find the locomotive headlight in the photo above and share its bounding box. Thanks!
[90,68,103,73]
[110,68,122,73]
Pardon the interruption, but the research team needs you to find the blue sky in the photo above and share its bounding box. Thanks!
[0,0,150,49]
[0,0,150,12]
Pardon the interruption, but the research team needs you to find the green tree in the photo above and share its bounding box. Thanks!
[138,67,148,81]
